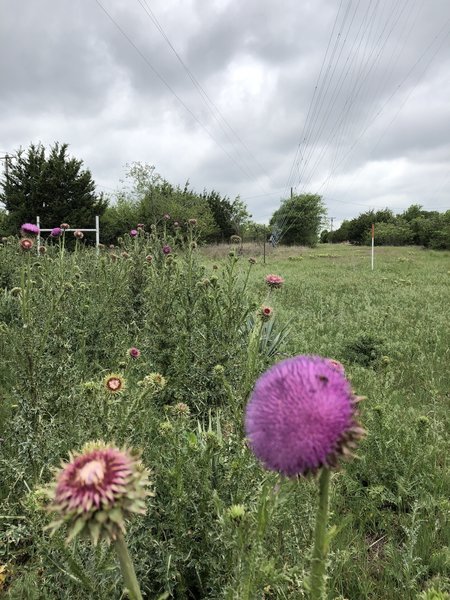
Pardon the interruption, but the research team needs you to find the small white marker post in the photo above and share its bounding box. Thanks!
[371,223,375,271]
[36,216,101,256]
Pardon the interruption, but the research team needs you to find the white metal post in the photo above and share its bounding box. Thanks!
[371,223,374,271]
[95,215,100,255]
[36,216,41,256]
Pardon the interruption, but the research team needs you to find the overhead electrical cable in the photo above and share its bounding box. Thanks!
[136,0,270,187]
[94,0,260,186]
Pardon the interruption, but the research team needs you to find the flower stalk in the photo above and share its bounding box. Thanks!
[114,533,144,600]
[309,468,331,599]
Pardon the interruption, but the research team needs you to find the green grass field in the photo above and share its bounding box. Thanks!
[0,238,449,599]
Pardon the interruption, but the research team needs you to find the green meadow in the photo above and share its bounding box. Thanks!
[0,237,449,599]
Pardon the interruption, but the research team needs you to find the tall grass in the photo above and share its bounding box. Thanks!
[0,236,449,599]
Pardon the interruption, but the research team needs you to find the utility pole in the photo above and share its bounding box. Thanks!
[290,187,293,199]
[330,217,335,243]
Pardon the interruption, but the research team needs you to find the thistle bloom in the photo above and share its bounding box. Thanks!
[173,221,180,228]
[128,347,141,359]
[130,229,138,238]
[145,255,153,264]
[74,230,84,239]
[60,223,70,230]
[140,373,167,390]
[162,245,172,255]
[104,374,126,393]
[45,441,152,544]
[20,238,34,251]
[21,223,40,235]
[188,218,197,226]
[259,305,273,321]
[137,223,145,230]
[265,274,284,289]
[245,355,365,477]
[50,227,62,237]
[163,213,170,221]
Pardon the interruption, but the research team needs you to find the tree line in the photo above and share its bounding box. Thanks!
[322,205,450,249]
[0,143,251,244]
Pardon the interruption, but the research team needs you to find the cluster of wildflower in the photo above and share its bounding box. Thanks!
[44,441,153,544]
[245,355,365,477]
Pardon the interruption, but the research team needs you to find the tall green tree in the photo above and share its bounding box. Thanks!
[270,194,326,246]
[0,142,107,233]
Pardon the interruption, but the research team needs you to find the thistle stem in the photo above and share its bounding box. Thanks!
[309,468,331,599]
[114,533,143,600]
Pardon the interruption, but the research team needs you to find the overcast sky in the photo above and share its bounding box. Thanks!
[1,0,449,225]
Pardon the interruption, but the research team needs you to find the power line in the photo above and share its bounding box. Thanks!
[94,0,259,185]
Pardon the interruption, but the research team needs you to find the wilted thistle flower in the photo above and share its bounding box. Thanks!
[60,223,70,230]
[230,234,241,244]
[130,229,138,238]
[163,213,171,221]
[190,241,197,250]
[45,441,153,544]
[188,218,197,226]
[249,257,257,264]
[173,221,180,228]
[162,245,172,255]
[140,373,167,390]
[121,251,130,259]
[171,402,190,417]
[110,253,119,262]
[104,374,126,394]
[145,254,153,264]
[212,264,219,270]
[245,355,365,477]
[10,287,22,297]
[259,305,273,321]
[39,245,47,254]
[21,223,40,236]
[265,274,284,289]
[109,244,115,249]
[50,227,62,237]
[74,230,84,239]
[128,347,141,359]
[20,238,34,251]
[137,223,145,230]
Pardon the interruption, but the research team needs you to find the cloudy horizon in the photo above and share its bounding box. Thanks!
[1,0,449,227]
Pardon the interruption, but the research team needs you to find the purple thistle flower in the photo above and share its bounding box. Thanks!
[130,229,138,238]
[245,355,365,477]
[128,347,141,359]
[162,244,172,255]
[50,227,62,237]
[21,223,40,235]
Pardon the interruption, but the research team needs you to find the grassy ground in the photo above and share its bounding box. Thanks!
[1,240,449,599]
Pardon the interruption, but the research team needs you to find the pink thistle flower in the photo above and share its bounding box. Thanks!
[104,374,126,393]
[265,274,284,289]
[128,347,141,359]
[130,229,138,238]
[21,223,40,235]
[162,245,172,255]
[259,305,273,321]
[50,227,62,237]
[60,223,70,230]
[245,355,365,477]
[20,238,34,251]
[74,230,84,239]
[45,441,153,544]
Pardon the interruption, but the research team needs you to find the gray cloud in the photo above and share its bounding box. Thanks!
[1,0,449,224]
